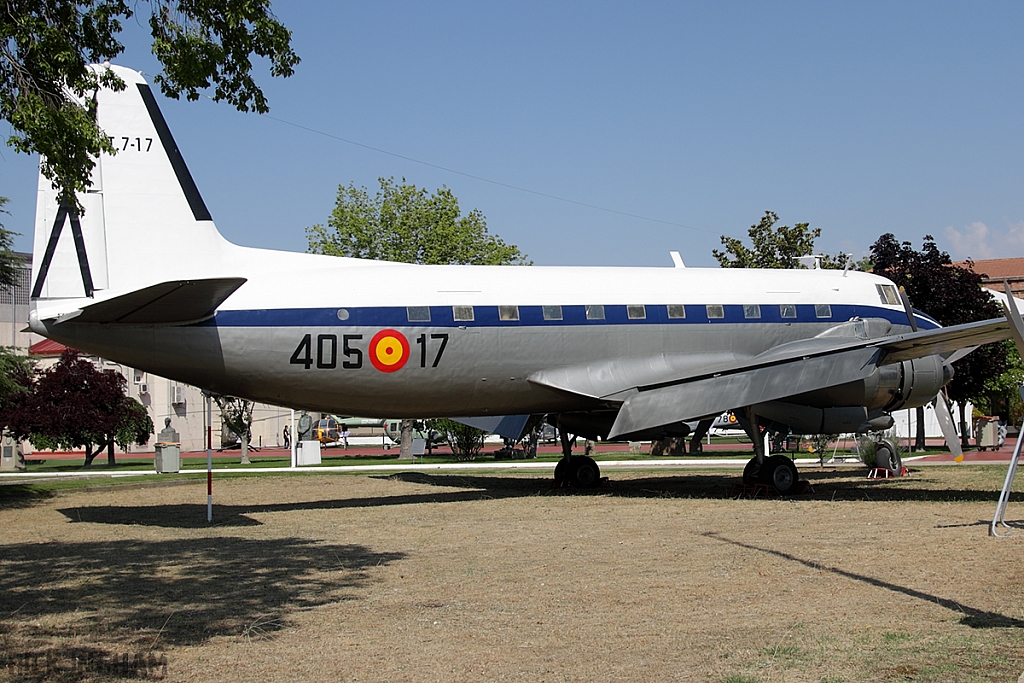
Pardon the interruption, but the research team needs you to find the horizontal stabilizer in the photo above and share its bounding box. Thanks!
[453,415,532,441]
[608,347,881,439]
[65,278,246,324]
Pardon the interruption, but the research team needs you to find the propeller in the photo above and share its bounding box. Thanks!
[900,286,963,459]
[1000,281,1024,359]
[931,391,963,463]
[898,286,918,332]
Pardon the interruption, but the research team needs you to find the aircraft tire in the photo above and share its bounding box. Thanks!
[554,458,571,484]
[742,457,762,486]
[874,439,901,473]
[763,454,798,494]
[572,456,601,487]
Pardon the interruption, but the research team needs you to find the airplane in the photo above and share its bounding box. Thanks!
[26,65,1024,492]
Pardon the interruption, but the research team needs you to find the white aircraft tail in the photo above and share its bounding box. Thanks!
[30,65,234,315]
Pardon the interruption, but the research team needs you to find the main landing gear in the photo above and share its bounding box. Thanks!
[553,424,601,487]
[740,407,801,495]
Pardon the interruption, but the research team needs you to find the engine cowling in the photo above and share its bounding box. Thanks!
[792,354,953,413]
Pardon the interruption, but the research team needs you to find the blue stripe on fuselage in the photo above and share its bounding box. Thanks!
[204,304,939,330]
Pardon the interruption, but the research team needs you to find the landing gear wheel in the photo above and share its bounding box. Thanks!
[743,455,799,493]
[554,458,571,484]
[554,457,601,487]
[874,438,902,473]
[571,456,600,488]
[742,457,762,486]
[763,454,798,494]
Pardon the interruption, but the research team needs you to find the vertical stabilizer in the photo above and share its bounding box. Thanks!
[31,65,232,316]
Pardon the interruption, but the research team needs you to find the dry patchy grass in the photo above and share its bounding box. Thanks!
[0,466,1023,682]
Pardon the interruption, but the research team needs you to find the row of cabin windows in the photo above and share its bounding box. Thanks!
[405,304,834,323]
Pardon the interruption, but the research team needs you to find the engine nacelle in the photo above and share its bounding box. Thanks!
[792,354,953,413]
[870,355,954,411]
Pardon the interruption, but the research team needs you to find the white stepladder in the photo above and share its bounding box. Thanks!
[990,385,1024,537]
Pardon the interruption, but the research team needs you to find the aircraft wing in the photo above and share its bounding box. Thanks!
[60,278,247,324]
[874,318,1011,363]
[527,316,1014,440]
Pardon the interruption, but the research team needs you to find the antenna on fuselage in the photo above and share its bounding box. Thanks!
[669,251,685,268]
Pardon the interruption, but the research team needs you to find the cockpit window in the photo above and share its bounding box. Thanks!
[877,284,901,306]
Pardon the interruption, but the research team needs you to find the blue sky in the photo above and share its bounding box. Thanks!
[3,1,1024,266]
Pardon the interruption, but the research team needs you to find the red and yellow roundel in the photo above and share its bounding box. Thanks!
[369,329,410,373]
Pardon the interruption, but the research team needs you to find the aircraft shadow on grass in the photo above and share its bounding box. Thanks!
[702,531,1024,629]
[0,537,406,648]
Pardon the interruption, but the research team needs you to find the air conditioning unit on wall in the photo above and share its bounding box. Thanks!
[139,383,149,395]
[171,386,186,405]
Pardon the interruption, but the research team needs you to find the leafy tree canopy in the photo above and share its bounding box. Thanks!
[307,177,530,266]
[0,196,18,290]
[0,347,33,417]
[869,233,1007,406]
[5,349,153,466]
[1,0,299,205]
[714,210,850,269]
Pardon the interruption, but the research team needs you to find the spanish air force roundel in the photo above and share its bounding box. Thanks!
[369,329,410,372]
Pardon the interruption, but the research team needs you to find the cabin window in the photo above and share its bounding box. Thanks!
[780,304,797,319]
[407,306,430,322]
[453,305,474,322]
[877,284,900,305]
[743,304,761,319]
[499,305,520,321]
[667,304,686,319]
[543,305,563,321]
[815,304,832,318]
[627,305,646,320]
[706,304,725,319]
[586,305,605,320]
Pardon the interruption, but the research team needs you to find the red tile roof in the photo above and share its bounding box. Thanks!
[29,339,70,356]
[953,258,1024,279]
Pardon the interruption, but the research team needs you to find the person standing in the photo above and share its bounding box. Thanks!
[282,424,291,449]
[341,424,350,450]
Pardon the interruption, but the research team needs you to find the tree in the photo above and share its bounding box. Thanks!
[714,211,850,269]
[0,197,19,291]
[307,177,530,266]
[309,177,529,459]
[0,348,33,419]
[870,234,1007,448]
[6,349,153,466]
[213,395,254,464]
[1,1,299,206]
[429,418,486,461]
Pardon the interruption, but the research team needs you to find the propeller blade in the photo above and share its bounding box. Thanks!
[898,286,918,332]
[1001,280,1024,360]
[931,393,963,463]
[945,345,978,364]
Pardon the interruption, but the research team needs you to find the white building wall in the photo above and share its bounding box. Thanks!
[889,403,973,441]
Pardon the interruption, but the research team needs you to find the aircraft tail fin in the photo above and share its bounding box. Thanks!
[31,64,234,317]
